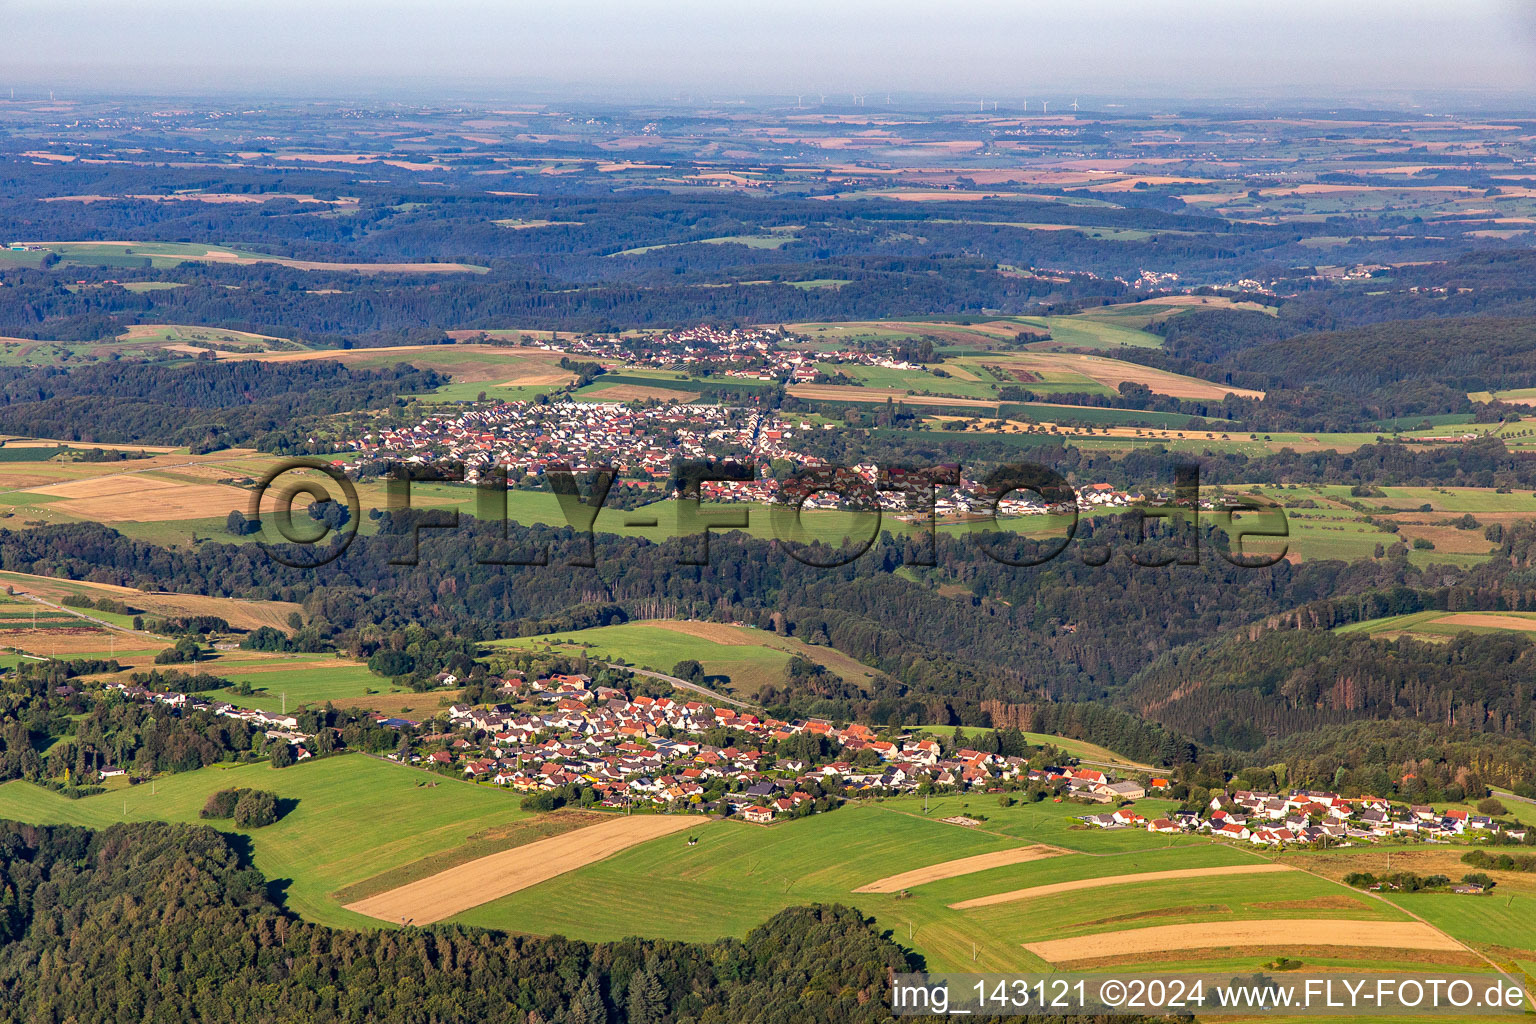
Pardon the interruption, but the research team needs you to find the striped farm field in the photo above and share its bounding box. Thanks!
[344,814,698,924]
[854,845,1062,893]
[1023,919,1462,964]
[948,863,1299,908]
[0,773,1492,973]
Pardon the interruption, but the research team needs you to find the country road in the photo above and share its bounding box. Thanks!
[606,664,757,709]
[12,590,160,640]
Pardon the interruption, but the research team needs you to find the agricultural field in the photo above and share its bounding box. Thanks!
[446,793,1505,975]
[194,655,412,715]
[11,752,1447,974]
[212,342,577,401]
[1336,610,1536,641]
[0,754,530,927]
[916,725,1151,770]
[487,619,885,698]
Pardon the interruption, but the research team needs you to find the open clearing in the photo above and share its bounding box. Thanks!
[1024,919,1462,963]
[854,845,1061,893]
[344,814,697,924]
[949,863,1299,909]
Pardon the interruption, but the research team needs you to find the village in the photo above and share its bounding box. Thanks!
[523,324,925,385]
[343,396,1155,519]
[1080,785,1529,848]
[99,670,1533,847]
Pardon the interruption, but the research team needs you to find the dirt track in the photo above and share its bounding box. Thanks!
[1025,919,1461,963]
[950,863,1297,909]
[854,845,1061,893]
[343,814,697,924]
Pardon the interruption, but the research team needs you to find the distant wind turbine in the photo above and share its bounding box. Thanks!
[1072,98,1080,112]
[1041,100,1048,115]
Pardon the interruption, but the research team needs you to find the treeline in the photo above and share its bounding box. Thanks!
[1096,309,1536,431]
[1124,629,1536,752]
[1187,718,1536,803]
[0,359,442,450]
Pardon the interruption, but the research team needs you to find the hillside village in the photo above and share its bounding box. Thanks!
[101,669,1534,846]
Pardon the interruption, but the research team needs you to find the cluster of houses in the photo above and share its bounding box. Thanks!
[103,679,315,756]
[529,324,934,386]
[1082,787,1530,848]
[406,673,1058,820]
[89,675,1529,846]
[342,390,1152,521]
[348,400,805,484]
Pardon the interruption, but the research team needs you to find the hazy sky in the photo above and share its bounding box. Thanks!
[7,0,1536,102]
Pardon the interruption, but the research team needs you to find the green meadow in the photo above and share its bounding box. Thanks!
[488,622,795,689]
[486,619,883,697]
[452,793,1432,974]
[0,754,528,928]
[198,659,400,713]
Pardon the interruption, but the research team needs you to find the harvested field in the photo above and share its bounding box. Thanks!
[1435,612,1536,632]
[208,659,346,675]
[33,474,246,522]
[993,352,1263,400]
[332,810,611,906]
[786,384,1000,408]
[223,343,569,383]
[498,371,575,387]
[950,863,1298,909]
[344,814,697,924]
[1024,919,1462,963]
[325,690,463,717]
[646,620,757,645]
[582,384,699,403]
[1062,944,1483,971]
[0,570,302,632]
[854,845,1061,893]
[0,626,118,655]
